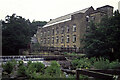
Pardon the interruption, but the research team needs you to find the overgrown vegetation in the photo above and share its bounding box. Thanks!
[82,10,120,61]
[2,60,17,74]
[71,57,120,70]
[2,60,75,79]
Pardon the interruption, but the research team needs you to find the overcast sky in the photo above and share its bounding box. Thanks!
[0,0,120,22]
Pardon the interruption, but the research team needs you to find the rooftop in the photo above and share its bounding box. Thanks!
[43,7,91,28]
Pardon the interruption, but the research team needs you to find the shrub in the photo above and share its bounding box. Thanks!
[64,52,68,55]
[33,62,45,73]
[71,59,79,69]
[17,65,26,77]
[71,58,91,69]
[27,60,32,67]
[26,63,37,78]
[2,60,16,74]
[93,57,110,69]
[109,60,120,69]
[18,60,24,67]
[45,61,61,77]
[26,62,45,78]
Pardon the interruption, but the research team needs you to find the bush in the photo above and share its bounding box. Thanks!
[64,52,68,55]
[72,57,120,70]
[17,65,26,77]
[33,62,45,73]
[27,60,32,67]
[93,57,110,69]
[45,61,61,77]
[18,60,24,67]
[109,60,120,69]
[71,58,91,69]
[26,64,37,78]
[26,62,45,78]
[2,60,16,74]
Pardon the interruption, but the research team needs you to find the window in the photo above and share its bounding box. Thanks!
[48,30,50,36]
[61,27,64,34]
[86,15,90,22]
[44,31,46,36]
[52,29,54,35]
[56,36,59,43]
[91,16,95,21]
[67,45,69,48]
[41,32,43,37]
[61,45,64,48]
[61,36,64,43]
[67,26,69,33]
[41,40,43,43]
[52,37,54,44]
[73,35,76,43]
[56,27,59,34]
[44,38,46,44]
[66,35,70,43]
[48,38,50,44]
[86,26,90,32]
[73,25,76,32]
[73,45,76,48]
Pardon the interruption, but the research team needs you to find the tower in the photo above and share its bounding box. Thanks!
[96,5,113,17]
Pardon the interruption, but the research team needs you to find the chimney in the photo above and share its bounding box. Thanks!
[50,19,52,21]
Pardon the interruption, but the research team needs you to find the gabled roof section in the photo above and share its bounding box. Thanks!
[43,7,91,28]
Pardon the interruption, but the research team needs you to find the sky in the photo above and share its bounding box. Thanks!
[0,0,120,22]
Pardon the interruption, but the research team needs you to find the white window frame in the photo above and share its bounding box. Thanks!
[73,25,76,32]
[67,26,69,33]
[67,35,69,43]
[56,36,59,43]
[61,36,64,43]
[73,35,76,42]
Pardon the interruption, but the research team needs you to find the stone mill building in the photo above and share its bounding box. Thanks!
[35,5,113,52]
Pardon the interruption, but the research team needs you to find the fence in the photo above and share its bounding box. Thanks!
[61,69,120,80]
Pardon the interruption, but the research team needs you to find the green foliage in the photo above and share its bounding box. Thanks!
[64,52,68,55]
[93,57,110,69]
[2,61,16,74]
[33,62,45,73]
[79,75,88,80]
[45,61,61,77]
[32,43,41,51]
[109,60,120,69]
[27,60,32,66]
[2,14,47,55]
[26,62,45,78]
[26,64,37,78]
[18,60,24,67]
[30,20,47,36]
[17,65,26,77]
[82,11,120,60]
[71,58,91,69]
[72,57,120,69]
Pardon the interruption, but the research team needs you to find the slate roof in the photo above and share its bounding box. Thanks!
[97,5,113,10]
[43,7,91,28]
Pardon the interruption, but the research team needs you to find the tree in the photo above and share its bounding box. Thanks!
[2,14,31,55]
[2,14,47,55]
[82,10,120,60]
[30,21,47,36]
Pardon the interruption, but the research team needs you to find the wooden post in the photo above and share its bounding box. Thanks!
[76,70,79,80]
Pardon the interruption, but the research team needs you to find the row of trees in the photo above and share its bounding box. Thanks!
[2,14,47,55]
[82,10,120,61]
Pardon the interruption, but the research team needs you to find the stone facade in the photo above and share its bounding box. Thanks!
[36,5,113,49]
